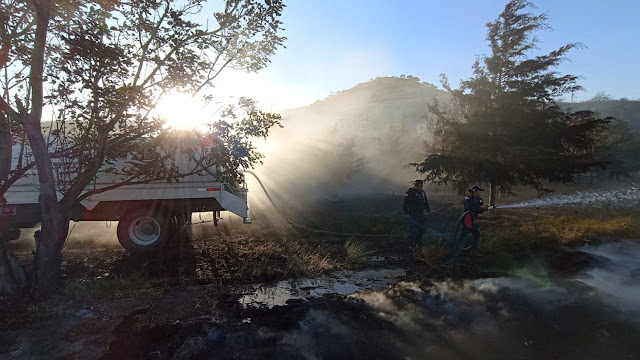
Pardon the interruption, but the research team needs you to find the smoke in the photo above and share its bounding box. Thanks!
[333,242,640,358]
[578,240,640,317]
[218,242,640,359]
[65,222,119,247]
[249,77,446,210]
[9,221,120,249]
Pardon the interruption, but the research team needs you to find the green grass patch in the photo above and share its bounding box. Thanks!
[531,214,640,245]
[474,207,640,264]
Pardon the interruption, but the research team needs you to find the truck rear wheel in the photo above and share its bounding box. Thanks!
[117,208,170,253]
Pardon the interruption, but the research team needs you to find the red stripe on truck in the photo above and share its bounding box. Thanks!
[206,188,221,191]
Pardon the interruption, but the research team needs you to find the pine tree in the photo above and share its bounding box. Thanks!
[412,0,610,206]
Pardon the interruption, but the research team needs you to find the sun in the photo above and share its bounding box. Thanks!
[156,92,210,130]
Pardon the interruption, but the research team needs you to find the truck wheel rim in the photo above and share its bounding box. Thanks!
[129,217,161,246]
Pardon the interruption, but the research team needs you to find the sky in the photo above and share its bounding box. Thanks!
[214,0,640,112]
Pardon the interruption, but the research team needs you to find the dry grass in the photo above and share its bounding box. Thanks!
[413,238,448,268]
[344,238,372,266]
[199,202,640,271]
[194,228,334,283]
[531,215,640,244]
[473,207,640,264]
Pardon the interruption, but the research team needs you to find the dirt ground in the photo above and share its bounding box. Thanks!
[1,241,638,360]
[2,191,640,359]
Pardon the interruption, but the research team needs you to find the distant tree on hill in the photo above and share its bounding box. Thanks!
[590,92,612,102]
[411,0,610,206]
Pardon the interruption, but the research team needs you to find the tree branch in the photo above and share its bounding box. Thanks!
[0,97,24,124]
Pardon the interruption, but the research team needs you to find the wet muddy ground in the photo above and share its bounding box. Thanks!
[1,239,639,360]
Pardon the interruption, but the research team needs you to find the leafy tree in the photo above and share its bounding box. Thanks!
[0,0,285,296]
[411,0,609,205]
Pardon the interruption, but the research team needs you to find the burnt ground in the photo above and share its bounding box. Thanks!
[1,246,639,360]
[1,199,640,359]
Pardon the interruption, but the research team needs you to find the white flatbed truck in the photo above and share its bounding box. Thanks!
[0,155,250,253]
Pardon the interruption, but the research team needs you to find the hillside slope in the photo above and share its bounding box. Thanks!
[278,76,449,136]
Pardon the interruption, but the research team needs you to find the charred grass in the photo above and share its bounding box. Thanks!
[4,196,640,330]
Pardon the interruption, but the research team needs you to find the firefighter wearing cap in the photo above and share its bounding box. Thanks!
[462,185,489,255]
[403,180,430,246]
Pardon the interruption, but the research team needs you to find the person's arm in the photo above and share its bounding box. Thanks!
[478,198,488,213]
[476,199,486,214]
[424,192,430,213]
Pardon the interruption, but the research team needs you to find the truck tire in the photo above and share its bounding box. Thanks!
[117,208,170,253]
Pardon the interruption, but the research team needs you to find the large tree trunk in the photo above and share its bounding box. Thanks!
[25,111,67,296]
[489,182,497,207]
[32,209,69,295]
[25,0,65,297]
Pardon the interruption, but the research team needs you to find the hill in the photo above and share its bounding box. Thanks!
[278,76,449,136]
[255,78,640,202]
[255,77,451,200]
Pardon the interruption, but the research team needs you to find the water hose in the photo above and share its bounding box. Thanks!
[447,211,473,259]
[243,170,401,238]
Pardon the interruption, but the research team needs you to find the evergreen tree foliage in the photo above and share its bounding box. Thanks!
[411,0,610,205]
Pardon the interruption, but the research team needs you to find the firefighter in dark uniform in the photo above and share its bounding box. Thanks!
[462,185,489,255]
[403,180,430,246]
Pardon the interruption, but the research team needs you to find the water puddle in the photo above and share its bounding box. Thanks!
[238,268,407,308]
